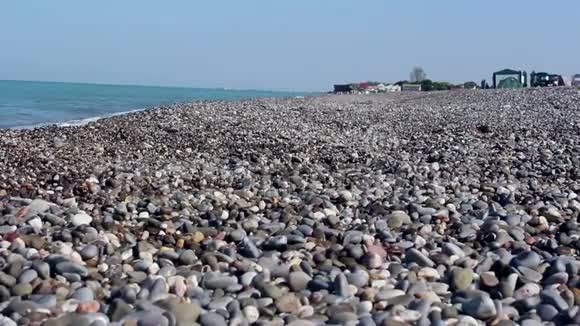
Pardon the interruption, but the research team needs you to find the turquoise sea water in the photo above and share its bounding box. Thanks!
[0,80,306,129]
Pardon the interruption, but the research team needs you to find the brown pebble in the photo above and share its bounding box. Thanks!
[480,272,499,287]
[365,244,388,258]
[77,300,100,313]
[275,293,302,313]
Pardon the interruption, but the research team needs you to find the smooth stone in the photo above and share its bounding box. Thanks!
[375,289,406,301]
[346,244,364,260]
[0,273,16,287]
[514,283,541,300]
[329,311,358,324]
[442,306,459,319]
[480,272,499,287]
[386,211,411,228]
[128,271,147,283]
[399,309,422,322]
[12,283,33,296]
[200,312,227,326]
[18,269,38,284]
[147,203,157,214]
[24,199,52,218]
[365,253,383,269]
[287,320,317,326]
[541,288,569,311]
[418,267,440,280]
[512,251,542,269]
[346,270,369,288]
[517,266,543,283]
[120,311,169,326]
[32,261,50,279]
[52,313,109,326]
[204,274,238,289]
[339,190,353,202]
[334,273,349,297]
[208,296,233,311]
[275,293,301,313]
[288,271,311,291]
[462,295,497,320]
[537,304,559,321]
[297,225,313,236]
[520,319,542,326]
[543,272,568,285]
[173,302,201,325]
[133,260,151,272]
[80,245,99,260]
[456,316,480,326]
[55,262,88,277]
[71,287,94,302]
[243,305,260,323]
[358,316,377,326]
[540,206,561,221]
[514,296,542,311]
[109,299,133,322]
[34,294,57,308]
[0,226,17,234]
[240,237,261,258]
[149,278,168,301]
[0,316,16,326]
[179,250,197,265]
[259,283,283,299]
[71,213,93,226]
[405,249,435,267]
[430,283,450,295]
[452,268,473,290]
[501,274,519,298]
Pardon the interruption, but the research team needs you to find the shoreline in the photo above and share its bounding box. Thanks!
[2,94,313,131]
[1,88,580,325]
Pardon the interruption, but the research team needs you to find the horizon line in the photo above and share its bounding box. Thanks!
[0,79,312,94]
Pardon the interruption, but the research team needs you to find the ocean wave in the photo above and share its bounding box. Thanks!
[12,108,147,130]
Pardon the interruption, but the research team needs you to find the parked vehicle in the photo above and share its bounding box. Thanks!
[530,71,564,87]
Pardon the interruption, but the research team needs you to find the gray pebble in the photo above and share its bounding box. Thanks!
[200,312,227,326]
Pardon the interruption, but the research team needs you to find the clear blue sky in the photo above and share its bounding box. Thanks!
[1,0,579,91]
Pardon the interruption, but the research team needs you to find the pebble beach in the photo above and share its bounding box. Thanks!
[2,87,580,326]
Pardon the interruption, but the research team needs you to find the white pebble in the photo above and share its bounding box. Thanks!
[71,212,92,226]
[243,305,260,323]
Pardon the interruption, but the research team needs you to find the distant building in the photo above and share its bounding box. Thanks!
[572,74,580,87]
[333,84,352,93]
[385,84,401,92]
[333,82,402,94]
[401,84,422,92]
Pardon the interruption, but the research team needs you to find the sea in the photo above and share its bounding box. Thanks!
[0,80,306,129]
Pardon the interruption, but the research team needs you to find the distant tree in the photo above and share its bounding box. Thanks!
[394,80,409,86]
[464,81,478,89]
[410,66,427,83]
[421,79,433,91]
[432,82,451,91]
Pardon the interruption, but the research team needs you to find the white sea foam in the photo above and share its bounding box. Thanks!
[12,108,147,130]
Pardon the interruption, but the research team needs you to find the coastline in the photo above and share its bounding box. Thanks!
[8,108,149,130]
[0,80,312,130]
[1,88,580,325]
[3,95,313,130]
